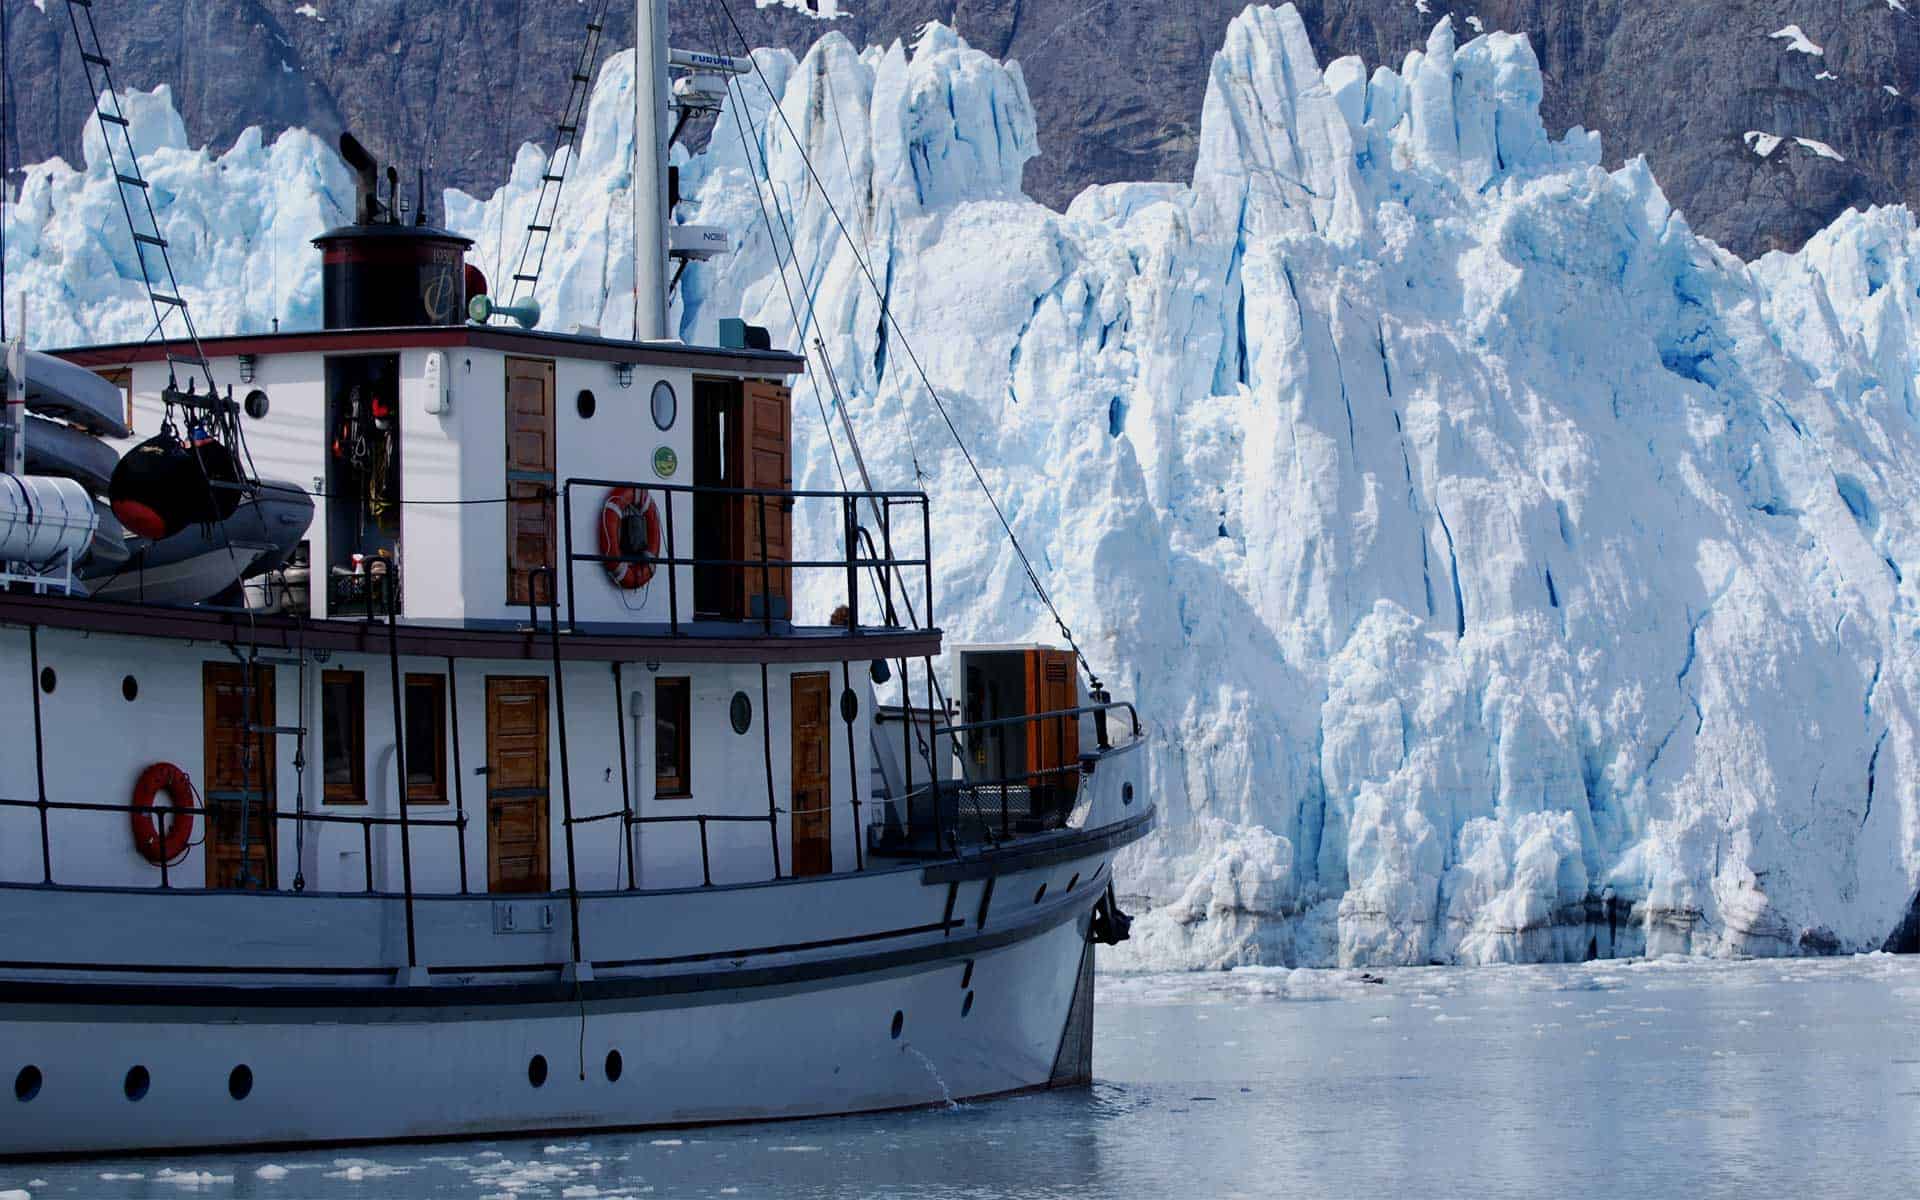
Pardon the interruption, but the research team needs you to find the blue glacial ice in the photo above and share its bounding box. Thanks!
[9,6,1920,969]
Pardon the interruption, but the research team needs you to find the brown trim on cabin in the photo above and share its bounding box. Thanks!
[49,326,806,378]
[0,592,941,666]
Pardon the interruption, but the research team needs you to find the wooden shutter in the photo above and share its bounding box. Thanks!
[1025,649,1080,807]
[505,357,557,606]
[738,380,792,621]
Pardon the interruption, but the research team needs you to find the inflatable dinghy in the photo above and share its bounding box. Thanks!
[24,415,118,496]
[87,479,313,607]
[84,500,132,573]
[6,350,133,438]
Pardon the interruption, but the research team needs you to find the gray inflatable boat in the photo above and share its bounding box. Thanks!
[24,415,119,496]
[86,479,314,606]
[7,349,133,438]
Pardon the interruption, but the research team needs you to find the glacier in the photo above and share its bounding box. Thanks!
[8,5,1920,969]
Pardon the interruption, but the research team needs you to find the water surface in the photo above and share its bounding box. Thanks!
[11,955,1920,1198]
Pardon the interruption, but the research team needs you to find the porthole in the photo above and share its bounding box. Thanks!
[1034,883,1047,904]
[528,1054,548,1088]
[962,991,975,1018]
[38,667,54,694]
[650,380,677,431]
[605,1049,624,1083]
[730,691,753,735]
[960,961,974,990]
[123,1065,150,1102]
[228,1064,253,1101]
[1122,783,1134,806]
[840,688,859,723]
[13,1066,41,1102]
[122,675,139,702]
[890,1011,904,1040]
[1068,873,1080,892]
[243,389,270,420]
[576,388,597,420]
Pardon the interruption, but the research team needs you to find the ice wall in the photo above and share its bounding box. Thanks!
[10,7,1920,968]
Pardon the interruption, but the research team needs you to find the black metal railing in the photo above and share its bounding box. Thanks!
[559,478,932,637]
[872,700,1144,857]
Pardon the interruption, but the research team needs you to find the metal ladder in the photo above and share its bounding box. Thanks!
[60,0,217,395]
[506,0,615,308]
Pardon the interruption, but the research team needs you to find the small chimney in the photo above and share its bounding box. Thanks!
[313,131,476,329]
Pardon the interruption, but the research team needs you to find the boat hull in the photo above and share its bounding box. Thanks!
[0,862,1118,1158]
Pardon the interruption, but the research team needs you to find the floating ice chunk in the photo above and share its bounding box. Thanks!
[1769,24,1825,56]
[256,1164,290,1179]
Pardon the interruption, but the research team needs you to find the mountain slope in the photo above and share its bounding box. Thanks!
[2,0,1916,257]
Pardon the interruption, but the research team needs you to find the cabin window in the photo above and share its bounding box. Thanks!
[94,367,133,431]
[404,674,448,805]
[322,670,366,805]
[655,677,692,798]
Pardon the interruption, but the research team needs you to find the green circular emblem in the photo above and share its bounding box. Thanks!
[652,446,679,479]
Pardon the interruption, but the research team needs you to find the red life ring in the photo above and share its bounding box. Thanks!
[130,762,196,866]
[599,486,663,589]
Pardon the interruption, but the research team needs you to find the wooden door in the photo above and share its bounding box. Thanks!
[692,379,739,618]
[790,671,833,877]
[505,356,557,606]
[487,677,551,893]
[739,380,792,621]
[1025,649,1080,810]
[203,663,276,889]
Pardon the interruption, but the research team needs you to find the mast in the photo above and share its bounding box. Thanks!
[634,0,671,340]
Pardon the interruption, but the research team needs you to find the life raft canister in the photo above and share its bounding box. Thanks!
[130,762,196,866]
[599,486,663,589]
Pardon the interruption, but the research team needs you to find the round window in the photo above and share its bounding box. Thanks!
[730,691,753,735]
[577,389,597,419]
[840,688,859,723]
[244,389,270,420]
[650,380,677,431]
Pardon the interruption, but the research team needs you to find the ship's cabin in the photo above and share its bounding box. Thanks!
[0,205,1145,903]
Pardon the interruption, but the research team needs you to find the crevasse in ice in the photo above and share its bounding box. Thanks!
[8,6,1920,968]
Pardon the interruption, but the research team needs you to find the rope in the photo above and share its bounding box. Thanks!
[706,0,1103,689]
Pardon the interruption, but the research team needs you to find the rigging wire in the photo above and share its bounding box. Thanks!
[705,0,1103,690]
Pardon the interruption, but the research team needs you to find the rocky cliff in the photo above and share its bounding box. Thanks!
[2,0,1915,257]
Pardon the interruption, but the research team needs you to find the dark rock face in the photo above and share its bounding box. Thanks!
[3,0,1915,257]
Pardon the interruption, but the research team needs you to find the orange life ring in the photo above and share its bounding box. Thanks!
[130,762,196,866]
[599,486,663,589]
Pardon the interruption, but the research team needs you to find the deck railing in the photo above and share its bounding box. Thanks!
[873,700,1145,857]
[558,477,933,636]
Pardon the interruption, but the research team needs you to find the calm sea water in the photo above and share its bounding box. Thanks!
[12,955,1920,1199]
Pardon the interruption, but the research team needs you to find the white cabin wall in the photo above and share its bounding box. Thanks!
[557,365,695,629]
[0,635,878,895]
[1,631,224,889]
[397,349,470,623]
[631,659,873,890]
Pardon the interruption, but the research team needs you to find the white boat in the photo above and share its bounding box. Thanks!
[23,413,117,495]
[10,346,132,438]
[0,0,1151,1160]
